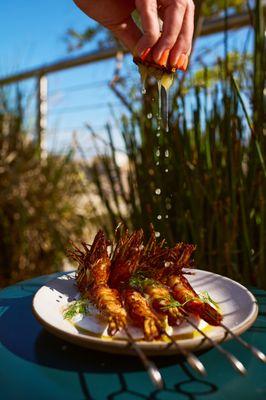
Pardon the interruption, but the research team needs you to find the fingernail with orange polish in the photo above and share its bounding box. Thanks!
[176,54,187,70]
[158,49,170,67]
[182,55,189,71]
[140,48,151,61]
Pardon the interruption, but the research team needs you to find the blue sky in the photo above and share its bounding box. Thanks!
[0,0,252,154]
[0,0,93,72]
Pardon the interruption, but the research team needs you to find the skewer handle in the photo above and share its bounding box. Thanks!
[186,317,247,375]
[220,322,266,363]
[125,328,164,390]
[163,331,206,376]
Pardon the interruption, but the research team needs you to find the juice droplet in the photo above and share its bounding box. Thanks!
[165,261,170,267]
[155,231,161,238]
[157,215,162,220]
[165,86,169,133]
[165,150,169,157]
[158,80,162,121]
[147,113,153,119]
[142,87,147,94]
[156,149,160,157]
[165,168,169,173]
[165,214,169,219]
[155,188,161,195]
[166,203,172,210]
[156,161,160,166]
[156,133,160,137]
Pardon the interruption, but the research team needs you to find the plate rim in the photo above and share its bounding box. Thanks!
[32,269,258,354]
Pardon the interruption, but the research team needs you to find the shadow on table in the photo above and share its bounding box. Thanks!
[36,329,219,399]
[0,291,219,400]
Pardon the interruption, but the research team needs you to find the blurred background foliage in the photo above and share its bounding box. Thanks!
[202,0,246,15]
[0,0,265,288]
[0,88,91,287]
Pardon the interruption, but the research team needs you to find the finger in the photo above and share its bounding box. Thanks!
[74,0,140,54]
[152,0,187,63]
[108,15,142,53]
[134,0,161,57]
[169,0,195,68]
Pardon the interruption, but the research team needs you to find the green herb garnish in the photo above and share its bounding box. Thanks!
[161,296,182,310]
[63,299,91,320]
[199,291,218,308]
[129,271,161,291]
[161,291,218,310]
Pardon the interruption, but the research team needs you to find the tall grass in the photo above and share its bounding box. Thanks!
[85,1,265,288]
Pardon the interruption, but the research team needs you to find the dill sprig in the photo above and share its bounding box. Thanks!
[129,271,161,291]
[161,291,218,310]
[161,296,182,310]
[63,299,91,320]
[199,291,218,308]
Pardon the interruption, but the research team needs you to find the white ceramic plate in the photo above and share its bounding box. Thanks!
[32,269,258,355]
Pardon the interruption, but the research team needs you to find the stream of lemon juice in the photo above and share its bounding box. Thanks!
[139,65,174,237]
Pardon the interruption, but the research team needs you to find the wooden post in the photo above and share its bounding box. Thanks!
[36,74,47,157]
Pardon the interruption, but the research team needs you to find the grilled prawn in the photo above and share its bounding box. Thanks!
[123,288,162,340]
[144,284,184,326]
[109,229,144,288]
[165,274,222,326]
[109,227,165,339]
[92,284,127,335]
[68,230,127,335]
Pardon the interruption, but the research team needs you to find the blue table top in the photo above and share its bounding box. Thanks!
[0,272,266,400]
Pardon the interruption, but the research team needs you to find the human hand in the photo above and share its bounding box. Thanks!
[73,0,195,70]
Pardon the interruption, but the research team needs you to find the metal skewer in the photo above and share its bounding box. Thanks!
[183,314,247,375]
[219,321,266,363]
[163,330,207,376]
[124,327,164,390]
[194,307,266,363]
